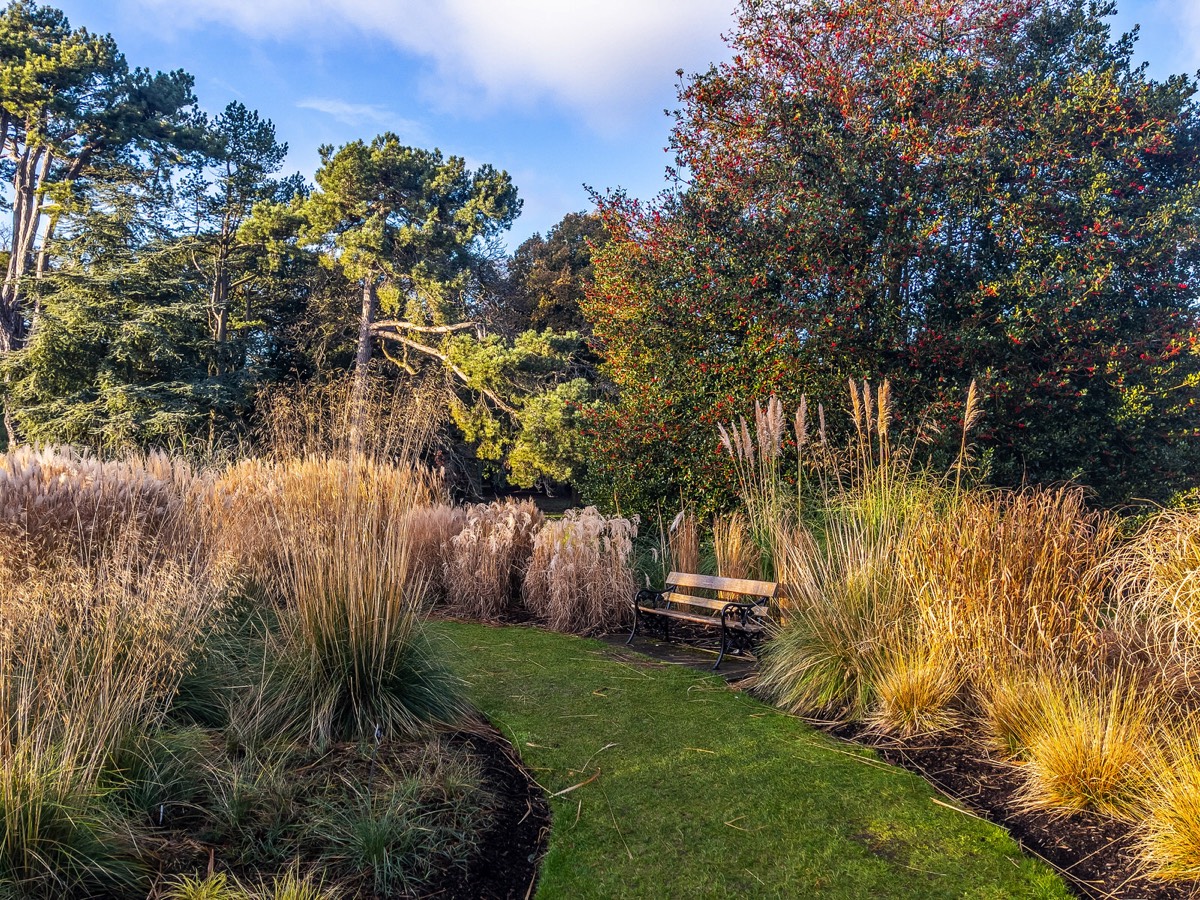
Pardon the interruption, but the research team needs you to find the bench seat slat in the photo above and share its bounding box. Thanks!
[636,607,765,630]
[662,592,770,617]
[665,571,778,598]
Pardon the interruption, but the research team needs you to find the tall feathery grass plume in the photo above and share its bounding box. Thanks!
[712,511,760,581]
[223,455,463,747]
[0,446,204,574]
[523,507,638,634]
[444,499,544,620]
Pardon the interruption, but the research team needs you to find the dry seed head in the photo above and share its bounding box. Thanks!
[964,379,982,433]
[795,396,809,448]
[877,380,892,437]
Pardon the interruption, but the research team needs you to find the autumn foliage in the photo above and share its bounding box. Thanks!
[583,0,1200,513]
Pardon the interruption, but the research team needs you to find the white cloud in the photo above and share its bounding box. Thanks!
[296,97,431,143]
[131,0,736,131]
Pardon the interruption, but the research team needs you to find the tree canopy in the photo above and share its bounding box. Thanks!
[583,0,1200,513]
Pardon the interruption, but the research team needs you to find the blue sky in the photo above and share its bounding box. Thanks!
[48,0,1200,249]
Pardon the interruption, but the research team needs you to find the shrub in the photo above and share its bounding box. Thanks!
[444,499,544,620]
[523,507,638,634]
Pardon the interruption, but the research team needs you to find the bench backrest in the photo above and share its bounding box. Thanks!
[663,571,778,617]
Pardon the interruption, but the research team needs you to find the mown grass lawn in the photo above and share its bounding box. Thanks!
[436,622,1070,899]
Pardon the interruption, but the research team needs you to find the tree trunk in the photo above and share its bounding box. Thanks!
[349,277,379,455]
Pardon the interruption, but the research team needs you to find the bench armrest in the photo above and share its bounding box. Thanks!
[634,587,666,609]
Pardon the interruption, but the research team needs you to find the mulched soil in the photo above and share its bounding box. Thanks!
[827,724,1193,900]
[422,726,551,900]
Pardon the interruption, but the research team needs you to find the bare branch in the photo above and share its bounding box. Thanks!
[374,330,518,416]
[371,320,481,336]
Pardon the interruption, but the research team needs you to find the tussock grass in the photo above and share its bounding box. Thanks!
[757,513,908,719]
[523,507,637,634]
[867,635,963,739]
[230,457,464,746]
[1137,725,1200,882]
[444,499,544,620]
[1016,672,1152,819]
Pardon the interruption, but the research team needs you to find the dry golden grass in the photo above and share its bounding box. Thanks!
[209,456,440,600]
[0,446,200,572]
[444,499,544,620]
[216,456,459,745]
[256,373,450,464]
[667,508,700,576]
[1110,509,1200,692]
[867,635,963,738]
[712,512,760,582]
[522,507,637,635]
[403,505,467,601]
[1016,672,1152,820]
[903,488,1116,684]
[0,537,228,892]
[1137,725,1200,881]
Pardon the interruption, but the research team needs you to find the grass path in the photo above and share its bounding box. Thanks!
[436,622,1071,899]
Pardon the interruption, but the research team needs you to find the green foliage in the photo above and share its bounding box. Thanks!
[501,211,607,334]
[304,134,520,323]
[584,0,1200,513]
[444,329,593,486]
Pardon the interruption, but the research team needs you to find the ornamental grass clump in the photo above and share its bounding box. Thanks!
[0,446,198,571]
[903,487,1116,692]
[1016,672,1153,820]
[444,499,544,620]
[866,634,963,738]
[0,543,228,895]
[1110,509,1200,692]
[523,507,638,635]
[403,504,467,601]
[240,456,463,746]
[757,513,909,720]
[1137,726,1200,882]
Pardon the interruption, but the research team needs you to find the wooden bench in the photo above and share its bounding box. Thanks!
[628,572,778,670]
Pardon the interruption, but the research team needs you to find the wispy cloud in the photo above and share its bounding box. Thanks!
[296,98,430,144]
[129,0,735,131]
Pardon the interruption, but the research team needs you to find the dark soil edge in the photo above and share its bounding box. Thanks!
[421,724,551,900]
